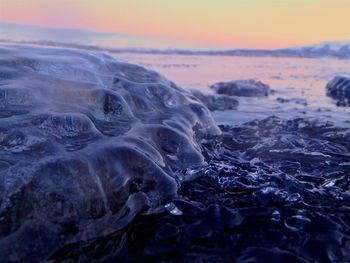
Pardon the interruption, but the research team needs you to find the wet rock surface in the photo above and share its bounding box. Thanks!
[326,76,350,106]
[49,117,350,263]
[211,79,270,97]
[0,45,220,262]
[190,89,238,111]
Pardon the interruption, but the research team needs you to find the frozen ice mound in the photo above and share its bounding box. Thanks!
[326,76,350,106]
[211,79,270,97]
[0,44,220,262]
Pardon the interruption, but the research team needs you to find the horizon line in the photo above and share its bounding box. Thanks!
[1,21,349,51]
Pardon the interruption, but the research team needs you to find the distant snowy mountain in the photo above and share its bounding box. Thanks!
[283,41,350,58]
[290,41,350,51]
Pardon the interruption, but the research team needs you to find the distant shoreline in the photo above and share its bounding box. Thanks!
[1,39,349,60]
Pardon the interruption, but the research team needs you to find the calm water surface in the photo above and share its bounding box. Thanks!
[113,53,350,127]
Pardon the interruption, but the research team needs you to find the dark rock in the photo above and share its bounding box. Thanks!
[210,79,270,97]
[155,223,180,241]
[326,76,350,106]
[276,97,308,106]
[190,89,238,111]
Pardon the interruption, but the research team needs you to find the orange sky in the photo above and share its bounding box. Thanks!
[0,0,349,48]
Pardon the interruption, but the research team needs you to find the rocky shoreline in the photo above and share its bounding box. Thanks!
[50,117,350,263]
[0,45,349,262]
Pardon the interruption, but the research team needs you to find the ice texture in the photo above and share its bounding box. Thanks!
[0,44,220,262]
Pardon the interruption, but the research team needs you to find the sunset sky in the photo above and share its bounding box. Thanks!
[0,0,349,49]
